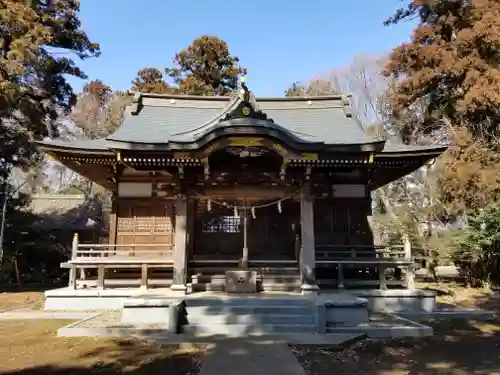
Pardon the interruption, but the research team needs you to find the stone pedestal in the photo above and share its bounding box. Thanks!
[320,293,369,327]
[225,270,257,293]
[301,283,320,296]
[170,284,187,296]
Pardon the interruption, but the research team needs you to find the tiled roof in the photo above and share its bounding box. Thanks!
[36,89,446,156]
[106,93,378,146]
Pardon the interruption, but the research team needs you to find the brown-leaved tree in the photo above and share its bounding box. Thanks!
[384,0,500,145]
[131,68,172,94]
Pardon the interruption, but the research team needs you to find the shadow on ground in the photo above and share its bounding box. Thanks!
[0,351,202,375]
[292,288,500,375]
[0,319,205,375]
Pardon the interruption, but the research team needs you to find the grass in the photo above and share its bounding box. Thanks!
[2,282,500,374]
[0,320,205,375]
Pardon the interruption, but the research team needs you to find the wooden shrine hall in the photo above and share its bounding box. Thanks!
[36,80,446,294]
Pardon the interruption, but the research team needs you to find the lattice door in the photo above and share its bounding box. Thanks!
[116,200,175,256]
[193,199,243,260]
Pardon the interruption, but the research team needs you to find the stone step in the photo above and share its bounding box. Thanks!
[186,313,315,325]
[187,305,312,315]
[184,323,316,335]
[185,297,312,308]
[193,273,300,282]
[191,275,300,285]
[191,267,300,276]
[200,282,301,293]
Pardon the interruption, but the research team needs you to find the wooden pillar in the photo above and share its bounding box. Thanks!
[337,264,344,289]
[378,265,387,290]
[171,198,187,295]
[300,184,319,295]
[108,194,118,249]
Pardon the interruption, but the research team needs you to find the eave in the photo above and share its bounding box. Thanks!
[368,146,448,189]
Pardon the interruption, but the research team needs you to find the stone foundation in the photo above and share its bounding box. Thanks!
[350,289,436,312]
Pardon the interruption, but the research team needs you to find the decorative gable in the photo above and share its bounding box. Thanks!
[219,83,275,123]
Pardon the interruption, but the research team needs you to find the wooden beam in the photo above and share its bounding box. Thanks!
[191,186,296,199]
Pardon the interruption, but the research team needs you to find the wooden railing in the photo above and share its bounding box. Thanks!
[68,233,173,262]
[74,244,174,262]
[313,244,415,290]
[315,245,411,263]
[63,233,175,290]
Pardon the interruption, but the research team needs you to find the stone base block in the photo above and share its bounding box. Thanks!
[225,270,257,293]
[318,293,369,327]
[301,283,320,296]
[169,284,187,296]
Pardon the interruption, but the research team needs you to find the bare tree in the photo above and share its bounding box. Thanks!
[326,54,389,128]
[315,54,442,253]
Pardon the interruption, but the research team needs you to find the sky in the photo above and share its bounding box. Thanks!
[71,0,416,97]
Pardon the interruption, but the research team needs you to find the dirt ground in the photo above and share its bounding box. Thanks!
[293,318,500,375]
[419,281,498,310]
[2,283,500,374]
[293,283,500,375]
[0,320,204,375]
[0,289,44,311]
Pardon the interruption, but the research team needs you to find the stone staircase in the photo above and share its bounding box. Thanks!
[190,264,301,293]
[182,295,316,336]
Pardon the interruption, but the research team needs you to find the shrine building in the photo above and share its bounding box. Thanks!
[36,81,446,295]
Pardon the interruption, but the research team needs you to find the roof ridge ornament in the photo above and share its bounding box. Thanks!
[219,76,274,123]
[130,92,143,115]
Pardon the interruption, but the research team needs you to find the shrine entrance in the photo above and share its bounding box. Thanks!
[192,197,300,263]
[247,200,300,261]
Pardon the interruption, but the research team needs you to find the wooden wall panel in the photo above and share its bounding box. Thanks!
[314,198,373,247]
[116,199,175,256]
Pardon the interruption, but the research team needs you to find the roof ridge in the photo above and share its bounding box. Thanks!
[128,90,349,102]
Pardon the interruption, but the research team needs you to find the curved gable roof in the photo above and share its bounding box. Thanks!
[105,85,385,151]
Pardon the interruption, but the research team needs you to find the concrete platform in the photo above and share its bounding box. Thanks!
[57,321,365,345]
[326,313,434,338]
[349,289,437,312]
[44,287,175,310]
[316,293,369,327]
